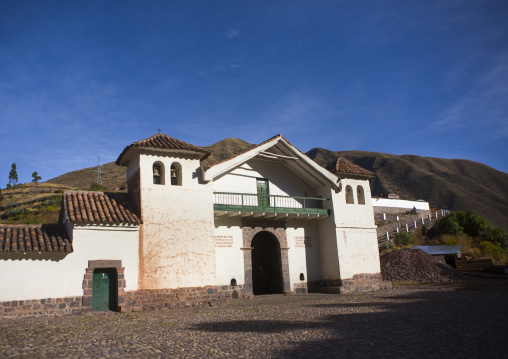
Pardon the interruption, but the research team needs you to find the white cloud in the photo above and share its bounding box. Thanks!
[224,28,240,39]
[434,53,508,137]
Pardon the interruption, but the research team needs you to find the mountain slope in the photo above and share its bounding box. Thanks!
[307,148,508,231]
[43,138,508,231]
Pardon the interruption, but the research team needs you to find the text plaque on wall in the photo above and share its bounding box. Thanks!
[215,235,234,247]
[295,236,312,248]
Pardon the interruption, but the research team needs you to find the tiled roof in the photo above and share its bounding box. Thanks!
[117,133,210,165]
[63,191,142,225]
[0,224,72,253]
[327,159,376,177]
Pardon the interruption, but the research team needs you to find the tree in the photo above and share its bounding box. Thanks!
[31,172,42,183]
[8,163,18,187]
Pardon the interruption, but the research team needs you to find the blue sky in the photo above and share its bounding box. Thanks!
[1,1,507,184]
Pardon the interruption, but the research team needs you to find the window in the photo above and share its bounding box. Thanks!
[345,185,354,204]
[153,162,165,185]
[357,185,365,205]
[170,162,182,186]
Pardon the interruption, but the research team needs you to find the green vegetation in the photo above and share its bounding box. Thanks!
[436,210,508,250]
[90,182,107,191]
[0,196,62,224]
[31,171,42,183]
[394,231,412,246]
[432,211,508,263]
[8,163,18,187]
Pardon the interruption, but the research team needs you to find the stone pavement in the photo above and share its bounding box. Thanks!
[1,282,508,358]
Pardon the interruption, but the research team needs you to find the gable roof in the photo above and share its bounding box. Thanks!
[117,133,211,166]
[327,159,376,178]
[205,134,281,170]
[203,134,340,190]
[62,191,142,225]
[0,224,72,253]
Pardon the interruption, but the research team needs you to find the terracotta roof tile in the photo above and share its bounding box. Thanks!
[117,133,211,165]
[327,159,376,177]
[0,224,72,253]
[63,191,142,225]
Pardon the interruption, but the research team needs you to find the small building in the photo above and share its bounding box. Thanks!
[412,245,463,268]
[0,133,390,317]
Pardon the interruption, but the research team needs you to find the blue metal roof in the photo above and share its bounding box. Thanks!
[412,245,463,255]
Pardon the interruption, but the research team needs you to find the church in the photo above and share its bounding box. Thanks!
[0,133,390,317]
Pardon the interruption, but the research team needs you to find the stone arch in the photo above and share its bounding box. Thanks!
[241,226,290,295]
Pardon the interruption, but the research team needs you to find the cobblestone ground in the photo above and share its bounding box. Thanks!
[1,282,508,359]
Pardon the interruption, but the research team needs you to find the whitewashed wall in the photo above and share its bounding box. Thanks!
[335,228,381,279]
[333,178,375,227]
[285,221,321,286]
[213,217,244,286]
[332,178,382,279]
[213,159,318,201]
[135,152,217,290]
[372,198,430,211]
[0,225,139,302]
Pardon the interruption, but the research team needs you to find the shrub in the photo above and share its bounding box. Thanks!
[90,182,107,191]
[394,231,412,246]
[436,211,508,250]
[442,237,458,245]
[479,241,506,263]
[46,206,55,213]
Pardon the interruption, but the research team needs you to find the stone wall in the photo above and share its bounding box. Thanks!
[308,274,391,294]
[123,286,229,311]
[0,285,231,319]
[0,296,87,318]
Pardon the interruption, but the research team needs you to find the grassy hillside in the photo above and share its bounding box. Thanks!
[0,183,72,224]
[46,161,127,191]
[15,137,506,231]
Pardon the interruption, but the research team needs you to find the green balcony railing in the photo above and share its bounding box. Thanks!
[213,192,329,216]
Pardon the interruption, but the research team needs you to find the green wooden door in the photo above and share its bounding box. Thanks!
[92,271,110,312]
[256,179,269,207]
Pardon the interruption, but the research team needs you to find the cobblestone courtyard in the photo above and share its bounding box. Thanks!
[1,281,508,358]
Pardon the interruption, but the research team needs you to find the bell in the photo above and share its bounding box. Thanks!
[153,166,160,176]
[171,170,177,178]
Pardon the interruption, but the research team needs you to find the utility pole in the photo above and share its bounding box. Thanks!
[96,156,103,184]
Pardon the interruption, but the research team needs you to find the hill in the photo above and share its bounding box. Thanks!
[307,148,508,231]
[37,138,508,231]
[47,161,127,191]
[0,183,72,224]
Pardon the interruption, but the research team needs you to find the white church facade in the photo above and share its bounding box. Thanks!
[0,134,390,317]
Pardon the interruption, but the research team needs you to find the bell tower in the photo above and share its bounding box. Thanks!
[116,133,217,290]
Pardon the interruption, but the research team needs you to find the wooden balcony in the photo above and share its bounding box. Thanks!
[213,192,329,219]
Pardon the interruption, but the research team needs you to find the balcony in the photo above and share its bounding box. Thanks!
[213,192,329,219]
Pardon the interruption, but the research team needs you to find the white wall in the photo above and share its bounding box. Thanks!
[0,225,139,302]
[137,152,217,290]
[285,221,321,286]
[333,178,376,227]
[336,227,381,279]
[213,159,319,203]
[213,217,244,286]
[372,198,430,211]
[331,178,382,279]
